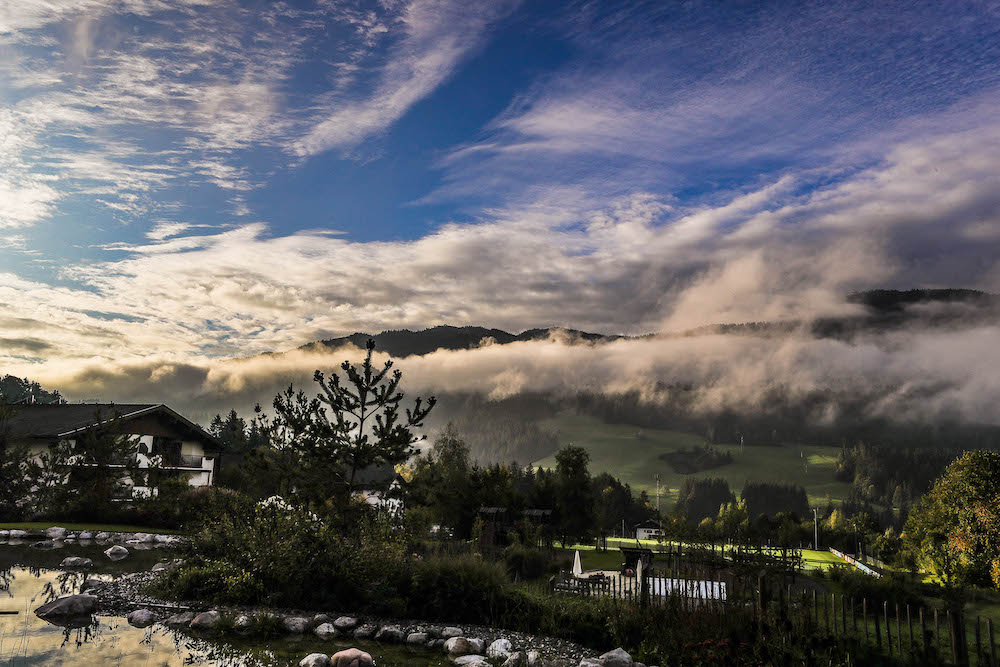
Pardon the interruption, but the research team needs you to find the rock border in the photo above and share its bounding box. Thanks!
[95,571,617,666]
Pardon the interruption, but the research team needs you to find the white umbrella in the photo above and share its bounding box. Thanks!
[636,558,644,595]
[572,550,583,577]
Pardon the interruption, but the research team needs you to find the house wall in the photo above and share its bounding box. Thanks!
[18,410,216,497]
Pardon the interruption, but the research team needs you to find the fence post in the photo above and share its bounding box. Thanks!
[949,609,958,665]
[989,617,996,667]
[908,605,913,655]
[896,603,902,656]
[875,601,882,650]
[921,606,928,657]
[885,601,893,657]
[936,609,941,659]
[977,617,982,667]
[864,598,869,643]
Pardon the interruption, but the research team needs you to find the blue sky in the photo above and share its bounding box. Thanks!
[2,0,1000,380]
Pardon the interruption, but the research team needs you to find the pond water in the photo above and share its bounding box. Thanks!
[0,540,447,666]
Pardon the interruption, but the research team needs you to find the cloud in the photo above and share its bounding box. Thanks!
[292,0,521,156]
[0,112,997,375]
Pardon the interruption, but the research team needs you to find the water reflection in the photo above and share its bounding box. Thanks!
[0,554,447,666]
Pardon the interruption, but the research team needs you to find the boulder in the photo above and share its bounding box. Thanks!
[8,529,27,538]
[235,614,254,632]
[46,526,68,539]
[353,624,376,639]
[375,625,405,643]
[314,622,337,638]
[598,649,633,667]
[60,557,93,569]
[444,637,475,655]
[441,626,463,639]
[454,656,487,666]
[503,651,526,667]
[127,609,157,628]
[0,529,8,538]
[164,611,196,628]
[151,562,171,572]
[300,654,331,667]
[487,638,514,660]
[283,616,310,634]
[429,639,446,649]
[407,632,429,645]
[133,532,155,542]
[32,540,57,550]
[468,639,486,654]
[95,532,112,540]
[330,648,374,667]
[104,545,129,560]
[78,531,94,540]
[333,616,358,631]
[82,577,103,590]
[34,594,98,619]
[154,534,173,543]
[526,650,542,666]
[579,659,601,667]
[190,610,222,631]
[313,613,331,625]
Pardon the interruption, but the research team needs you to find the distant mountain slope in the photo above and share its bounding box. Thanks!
[304,325,626,358]
[295,289,997,358]
[848,288,999,312]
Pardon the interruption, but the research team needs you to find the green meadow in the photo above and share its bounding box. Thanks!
[533,413,852,509]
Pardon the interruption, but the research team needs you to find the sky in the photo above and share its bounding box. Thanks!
[2,0,1000,410]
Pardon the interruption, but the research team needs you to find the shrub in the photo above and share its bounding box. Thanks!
[503,543,550,581]
[152,559,264,604]
[151,499,408,610]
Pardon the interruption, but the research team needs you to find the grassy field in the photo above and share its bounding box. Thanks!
[534,413,852,508]
[557,538,849,572]
[0,521,183,534]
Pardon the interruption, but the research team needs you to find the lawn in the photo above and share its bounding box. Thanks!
[0,521,184,535]
[534,412,852,508]
[556,538,849,572]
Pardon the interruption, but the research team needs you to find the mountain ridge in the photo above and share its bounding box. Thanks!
[296,289,998,358]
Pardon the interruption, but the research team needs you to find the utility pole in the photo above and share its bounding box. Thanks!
[813,507,820,550]
[655,474,660,516]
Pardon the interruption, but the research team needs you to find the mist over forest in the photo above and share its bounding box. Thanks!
[19,289,1000,466]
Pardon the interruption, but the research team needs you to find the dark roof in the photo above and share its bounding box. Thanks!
[634,519,661,528]
[5,403,220,451]
[522,509,552,517]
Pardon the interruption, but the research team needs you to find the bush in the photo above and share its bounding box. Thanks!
[151,498,408,610]
[826,565,924,608]
[406,554,509,621]
[153,559,264,604]
[503,544,550,581]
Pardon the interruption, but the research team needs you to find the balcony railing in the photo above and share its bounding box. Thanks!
[167,454,204,469]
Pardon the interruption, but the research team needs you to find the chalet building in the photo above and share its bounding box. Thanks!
[634,519,664,541]
[6,403,220,497]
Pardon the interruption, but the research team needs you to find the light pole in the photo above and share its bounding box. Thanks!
[812,508,819,550]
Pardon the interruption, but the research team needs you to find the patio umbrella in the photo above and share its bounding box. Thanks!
[572,550,583,577]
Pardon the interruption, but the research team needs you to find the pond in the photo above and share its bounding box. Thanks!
[0,540,448,666]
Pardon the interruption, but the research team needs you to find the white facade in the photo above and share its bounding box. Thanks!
[16,404,218,499]
[636,527,664,540]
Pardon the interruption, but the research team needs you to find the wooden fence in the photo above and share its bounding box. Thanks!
[552,569,997,666]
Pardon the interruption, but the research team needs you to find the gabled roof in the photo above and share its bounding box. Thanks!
[5,403,221,452]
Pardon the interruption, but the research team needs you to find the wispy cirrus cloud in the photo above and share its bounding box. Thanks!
[292,0,522,157]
